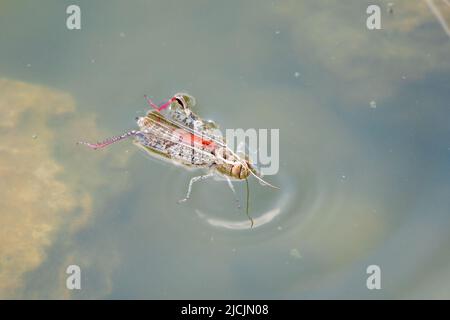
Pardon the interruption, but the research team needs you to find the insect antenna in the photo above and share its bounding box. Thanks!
[245,177,254,228]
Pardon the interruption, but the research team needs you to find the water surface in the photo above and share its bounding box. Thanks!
[0,0,450,299]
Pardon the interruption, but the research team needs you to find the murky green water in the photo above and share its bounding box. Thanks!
[1,0,450,299]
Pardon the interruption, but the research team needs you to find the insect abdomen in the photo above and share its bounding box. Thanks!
[216,163,249,179]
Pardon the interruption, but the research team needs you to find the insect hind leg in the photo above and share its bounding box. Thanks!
[178,173,214,203]
[77,130,138,150]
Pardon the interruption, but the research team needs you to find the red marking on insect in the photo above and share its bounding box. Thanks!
[202,139,213,146]
[189,134,215,148]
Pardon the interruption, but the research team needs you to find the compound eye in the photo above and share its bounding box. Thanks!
[174,96,185,109]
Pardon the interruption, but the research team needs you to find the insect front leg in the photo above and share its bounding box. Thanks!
[225,177,241,209]
[178,172,214,203]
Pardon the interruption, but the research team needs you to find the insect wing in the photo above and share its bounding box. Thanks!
[158,101,225,144]
[136,111,218,167]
